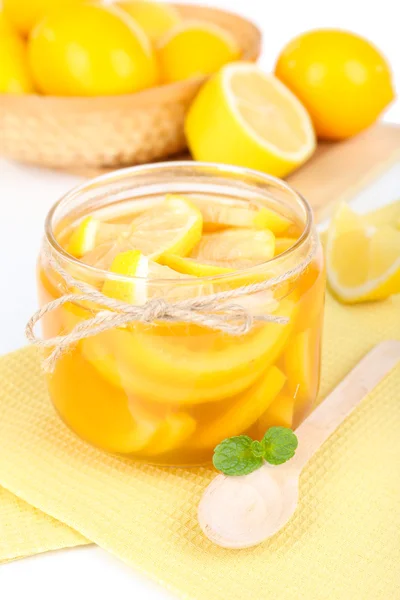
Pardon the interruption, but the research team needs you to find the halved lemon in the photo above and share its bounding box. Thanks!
[190,228,275,269]
[190,365,287,449]
[92,195,203,268]
[185,62,316,178]
[326,203,400,303]
[157,20,240,83]
[183,193,292,234]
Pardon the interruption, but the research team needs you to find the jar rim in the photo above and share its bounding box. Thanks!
[44,161,314,284]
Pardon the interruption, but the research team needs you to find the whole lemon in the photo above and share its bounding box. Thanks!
[0,10,17,36]
[275,29,395,140]
[0,32,35,93]
[116,1,181,43]
[157,21,240,83]
[2,0,86,37]
[28,3,159,96]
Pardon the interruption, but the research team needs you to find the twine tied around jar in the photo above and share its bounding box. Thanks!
[26,238,317,373]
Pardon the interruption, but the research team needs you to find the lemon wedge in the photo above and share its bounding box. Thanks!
[157,20,240,83]
[185,62,316,178]
[189,229,275,269]
[326,203,400,303]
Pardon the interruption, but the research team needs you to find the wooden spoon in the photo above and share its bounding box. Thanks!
[198,340,400,549]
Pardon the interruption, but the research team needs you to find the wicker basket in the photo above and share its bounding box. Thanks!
[0,4,261,170]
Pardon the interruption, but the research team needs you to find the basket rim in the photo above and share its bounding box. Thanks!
[0,3,262,107]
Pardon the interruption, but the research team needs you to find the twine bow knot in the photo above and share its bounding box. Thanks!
[26,239,316,373]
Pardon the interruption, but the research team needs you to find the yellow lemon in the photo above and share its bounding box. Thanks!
[66,216,128,258]
[191,366,287,449]
[274,237,297,256]
[2,0,86,36]
[157,20,240,83]
[49,350,161,454]
[185,62,316,177]
[180,193,292,234]
[116,0,181,43]
[0,10,17,36]
[284,327,321,422]
[0,33,35,93]
[82,295,297,405]
[275,29,395,140]
[88,195,203,268]
[102,249,205,305]
[160,253,233,277]
[258,394,294,430]
[28,3,159,96]
[190,228,275,269]
[136,412,196,457]
[326,203,400,303]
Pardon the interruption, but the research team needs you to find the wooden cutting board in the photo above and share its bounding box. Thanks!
[69,123,400,224]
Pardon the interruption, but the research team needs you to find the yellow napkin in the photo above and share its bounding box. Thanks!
[0,203,399,599]
[0,486,88,562]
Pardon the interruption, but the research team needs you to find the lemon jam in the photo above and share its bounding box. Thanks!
[37,163,325,465]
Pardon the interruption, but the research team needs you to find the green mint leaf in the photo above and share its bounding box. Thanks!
[250,440,264,457]
[213,435,263,476]
[262,426,298,465]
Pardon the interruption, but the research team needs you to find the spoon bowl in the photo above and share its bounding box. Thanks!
[198,464,299,548]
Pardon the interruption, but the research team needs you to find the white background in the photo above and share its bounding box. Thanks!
[1,0,399,598]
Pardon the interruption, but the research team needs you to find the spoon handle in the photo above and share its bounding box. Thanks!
[292,340,400,471]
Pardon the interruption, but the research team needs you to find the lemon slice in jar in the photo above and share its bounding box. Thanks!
[180,194,292,234]
[82,292,297,406]
[88,195,203,268]
[66,216,128,258]
[326,203,400,303]
[274,237,297,256]
[190,229,275,269]
[190,365,287,449]
[102,249,210,305]
[258,394,295,430]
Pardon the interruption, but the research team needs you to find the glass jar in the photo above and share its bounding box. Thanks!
[37,162,325,466]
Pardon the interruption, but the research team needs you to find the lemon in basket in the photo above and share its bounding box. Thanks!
[0,31,35,93]
[185,62,316,177]
[28,3,159,96]
[2,0,86,36]
[157,21,240,83]
[116,0,181,43]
